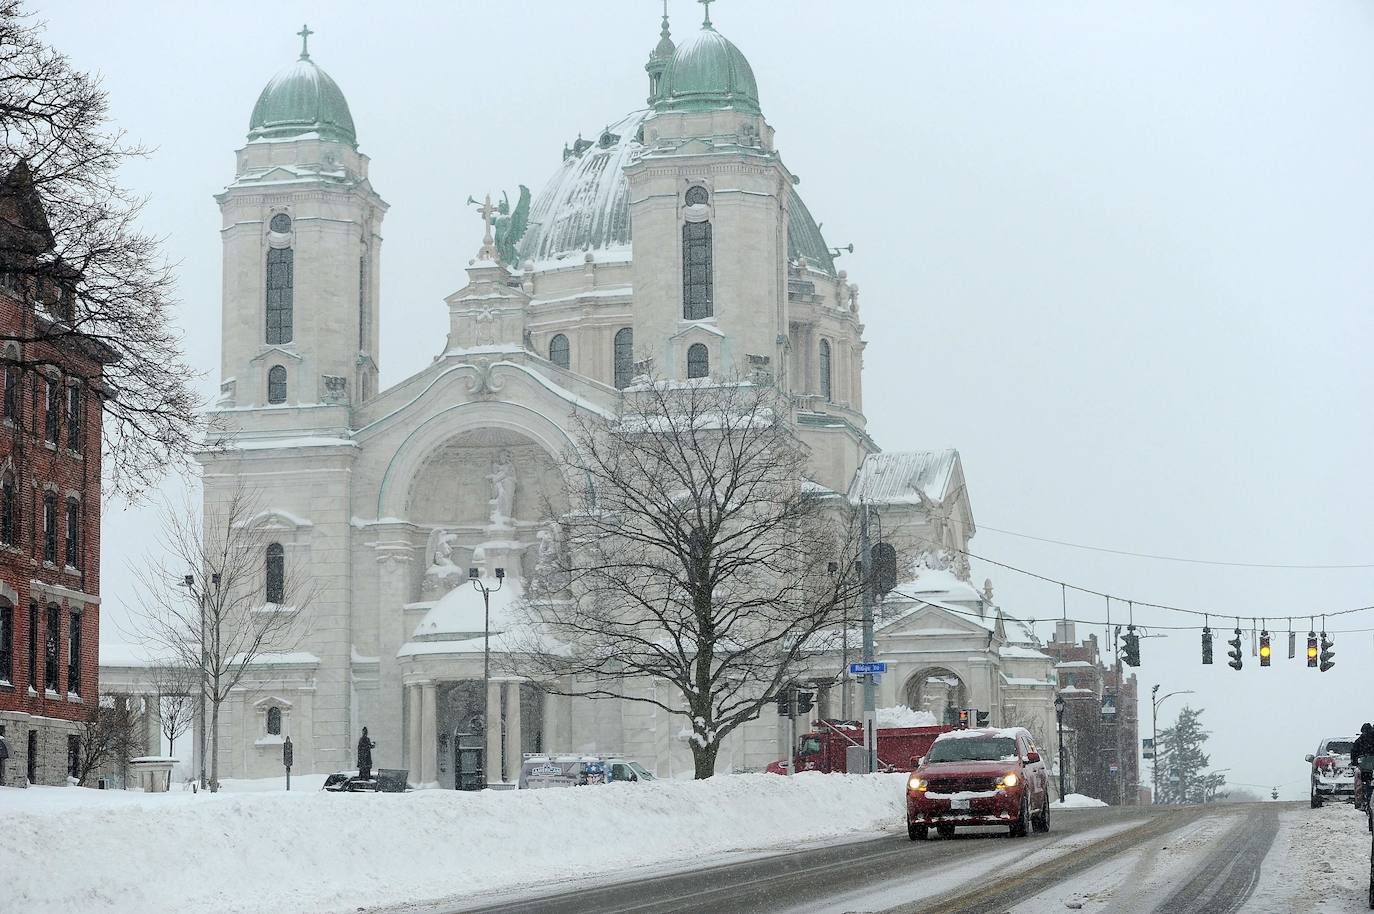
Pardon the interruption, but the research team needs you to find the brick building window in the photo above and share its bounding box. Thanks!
[67,608,80,696]
[1,470,15,545]
[0,600,11,683]
[65,497,79,568]
[266,706,282,735]
[44,603,58,692]
[27,729,36,782]
[3,363,18,423]
[265,542,285,604]
[66,384,80,452]
[44,377,60,445]
[27,602,36,689]
[67,733,79,780]
[42,491,55,564]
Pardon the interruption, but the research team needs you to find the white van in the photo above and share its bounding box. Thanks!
[518,754,655,789]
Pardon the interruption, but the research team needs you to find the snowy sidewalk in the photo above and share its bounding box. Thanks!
[1247,803,1372,913]
[0,772,909,914]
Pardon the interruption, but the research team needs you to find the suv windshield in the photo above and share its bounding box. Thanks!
[1326,740,1354,756]
[927,737,1018,763]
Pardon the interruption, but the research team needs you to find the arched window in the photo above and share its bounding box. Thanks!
[41,491,56,564]
[686,343,709,379]
[64,497,79,569]
[265,542,285,604]
[265,246,294,344]
[266,706,282,736]
[269,213,292,233]
[267,365,287,404]
[819,339,832,402]
[549,334,570,369]
[0,470,14,545]
[682,219,713,320]
[613,328,634,389]
[685,185,709,206]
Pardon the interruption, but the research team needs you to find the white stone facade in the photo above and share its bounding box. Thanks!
[181,16,1062,785]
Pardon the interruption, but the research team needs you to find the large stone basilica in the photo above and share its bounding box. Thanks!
[197,10,1062,785]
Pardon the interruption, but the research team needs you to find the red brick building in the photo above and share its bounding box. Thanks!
[0,162,108,787]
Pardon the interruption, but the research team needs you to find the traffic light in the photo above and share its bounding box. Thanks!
[1227,629,1243,670]
[1122,624,1141,667]
[1307,632,1319,668]
[957,709,970,729]
[776,692,790,716]
[975,710,990,727]
[1259,630,1271,667]
[1320,632,1335,672]
[1201,626,1213,664]
[1271,788,1279,800]
[796,689,815,715]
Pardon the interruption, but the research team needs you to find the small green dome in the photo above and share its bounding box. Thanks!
[248,53,356,146]
[656,22,760,115]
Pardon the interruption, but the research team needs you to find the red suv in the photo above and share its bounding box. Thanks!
[906,727,1052,840]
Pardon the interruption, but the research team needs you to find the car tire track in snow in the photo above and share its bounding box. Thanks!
[880,806,1209,914]
[1151,805,1278,914]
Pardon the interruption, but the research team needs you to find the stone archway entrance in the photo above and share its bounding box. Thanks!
[905,668,968,724]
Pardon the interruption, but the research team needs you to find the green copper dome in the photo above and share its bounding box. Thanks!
[248,50,357,146]
[655,21,760,115]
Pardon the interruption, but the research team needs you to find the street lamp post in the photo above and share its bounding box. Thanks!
[468,566,504,785]
[179,572,220,791]
[1055,693,1067,800]
[1151,685,1194,804]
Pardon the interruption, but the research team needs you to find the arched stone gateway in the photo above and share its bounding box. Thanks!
[905,667,968,723]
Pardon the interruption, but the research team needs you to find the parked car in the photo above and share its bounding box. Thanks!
[517,754,656,789]
[322,768,409,792]
[905,727,1051,840]
[1307,736,1358,807]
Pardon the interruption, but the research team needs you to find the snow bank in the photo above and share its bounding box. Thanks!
[1,772,909,914]
[1250,804,1371,913]
[876,705,938,727]
[1056,792,1108,808]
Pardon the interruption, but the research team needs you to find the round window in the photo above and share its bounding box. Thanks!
[685,186,709,206]
[269,213,292,233]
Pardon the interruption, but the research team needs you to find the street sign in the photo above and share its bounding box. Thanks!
[1142,738,1155,760]
[849,662,886,674]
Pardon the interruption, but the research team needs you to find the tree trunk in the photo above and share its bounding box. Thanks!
[692,739,720,779]
[209,701,221,792]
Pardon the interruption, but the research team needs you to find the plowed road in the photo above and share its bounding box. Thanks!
[434,802,1295,914]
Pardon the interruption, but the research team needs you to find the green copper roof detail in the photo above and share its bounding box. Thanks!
[248,29,357,146]
[655,20,761,115]
[651,1,675,60]
[786,191,835,275]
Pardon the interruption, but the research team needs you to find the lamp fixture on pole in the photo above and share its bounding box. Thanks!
[1054,693,1067,801]
[469,566,505,786]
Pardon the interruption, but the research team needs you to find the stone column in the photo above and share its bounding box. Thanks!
[485,677,501,784]
[504,680,523,782]
[374,540,415,770]
[419,681,437,786]
[144,695,162,757]
[406,683,422,779]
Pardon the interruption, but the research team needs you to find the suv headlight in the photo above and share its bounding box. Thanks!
[908,776,926,791]
[998,773,1019,788]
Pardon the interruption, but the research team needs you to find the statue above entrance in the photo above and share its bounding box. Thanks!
[487,451,517,530]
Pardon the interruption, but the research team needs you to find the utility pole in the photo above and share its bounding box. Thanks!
[859,501,877,773]
[1151,686,1193,804]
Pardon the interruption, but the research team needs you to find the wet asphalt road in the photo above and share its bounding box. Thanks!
[428,801,1291,914]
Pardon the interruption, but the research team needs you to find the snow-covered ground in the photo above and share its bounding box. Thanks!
[0,772,909,914]
[1057,793,1110,808]
[1247,803,1371,913]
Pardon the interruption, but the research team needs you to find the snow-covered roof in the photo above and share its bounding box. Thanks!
[999,645,1052,660]
[1054,660,1095,669]
[936,727,1029,741]
[848,449,958,505]
[412,576,524,640]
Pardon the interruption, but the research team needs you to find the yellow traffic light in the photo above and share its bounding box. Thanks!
[1307,645,1319,659]
[1259,644,1271,658]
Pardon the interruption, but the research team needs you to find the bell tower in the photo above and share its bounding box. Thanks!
[625,5,790,384]
[215,27,387,415]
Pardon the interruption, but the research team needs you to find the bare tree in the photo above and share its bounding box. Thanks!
[516,377,865,779]
[130,485,313,790]
[150,660,197,758]
[74,694,142,786]
[0,3,200,499]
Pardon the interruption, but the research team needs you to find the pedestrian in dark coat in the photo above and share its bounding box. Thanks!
[1352,723,1374,767]
[357,727,376,780]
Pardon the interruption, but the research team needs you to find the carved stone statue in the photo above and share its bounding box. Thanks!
[488,451,517,527]
[493,185,531,268]
[473,305,497,346]
[422,528,464,598]
[983,578,995,603]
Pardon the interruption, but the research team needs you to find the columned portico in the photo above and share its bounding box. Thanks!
[485,677,502,784]
[420,681,438,785]
[504,678,524,782]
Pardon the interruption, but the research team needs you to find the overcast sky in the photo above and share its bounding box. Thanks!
[37,0,1374,799]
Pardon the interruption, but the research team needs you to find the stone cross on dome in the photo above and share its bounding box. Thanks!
[466,193,500,262]
[297,24,313,59]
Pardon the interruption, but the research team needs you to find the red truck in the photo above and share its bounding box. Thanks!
[766,721,953,774]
